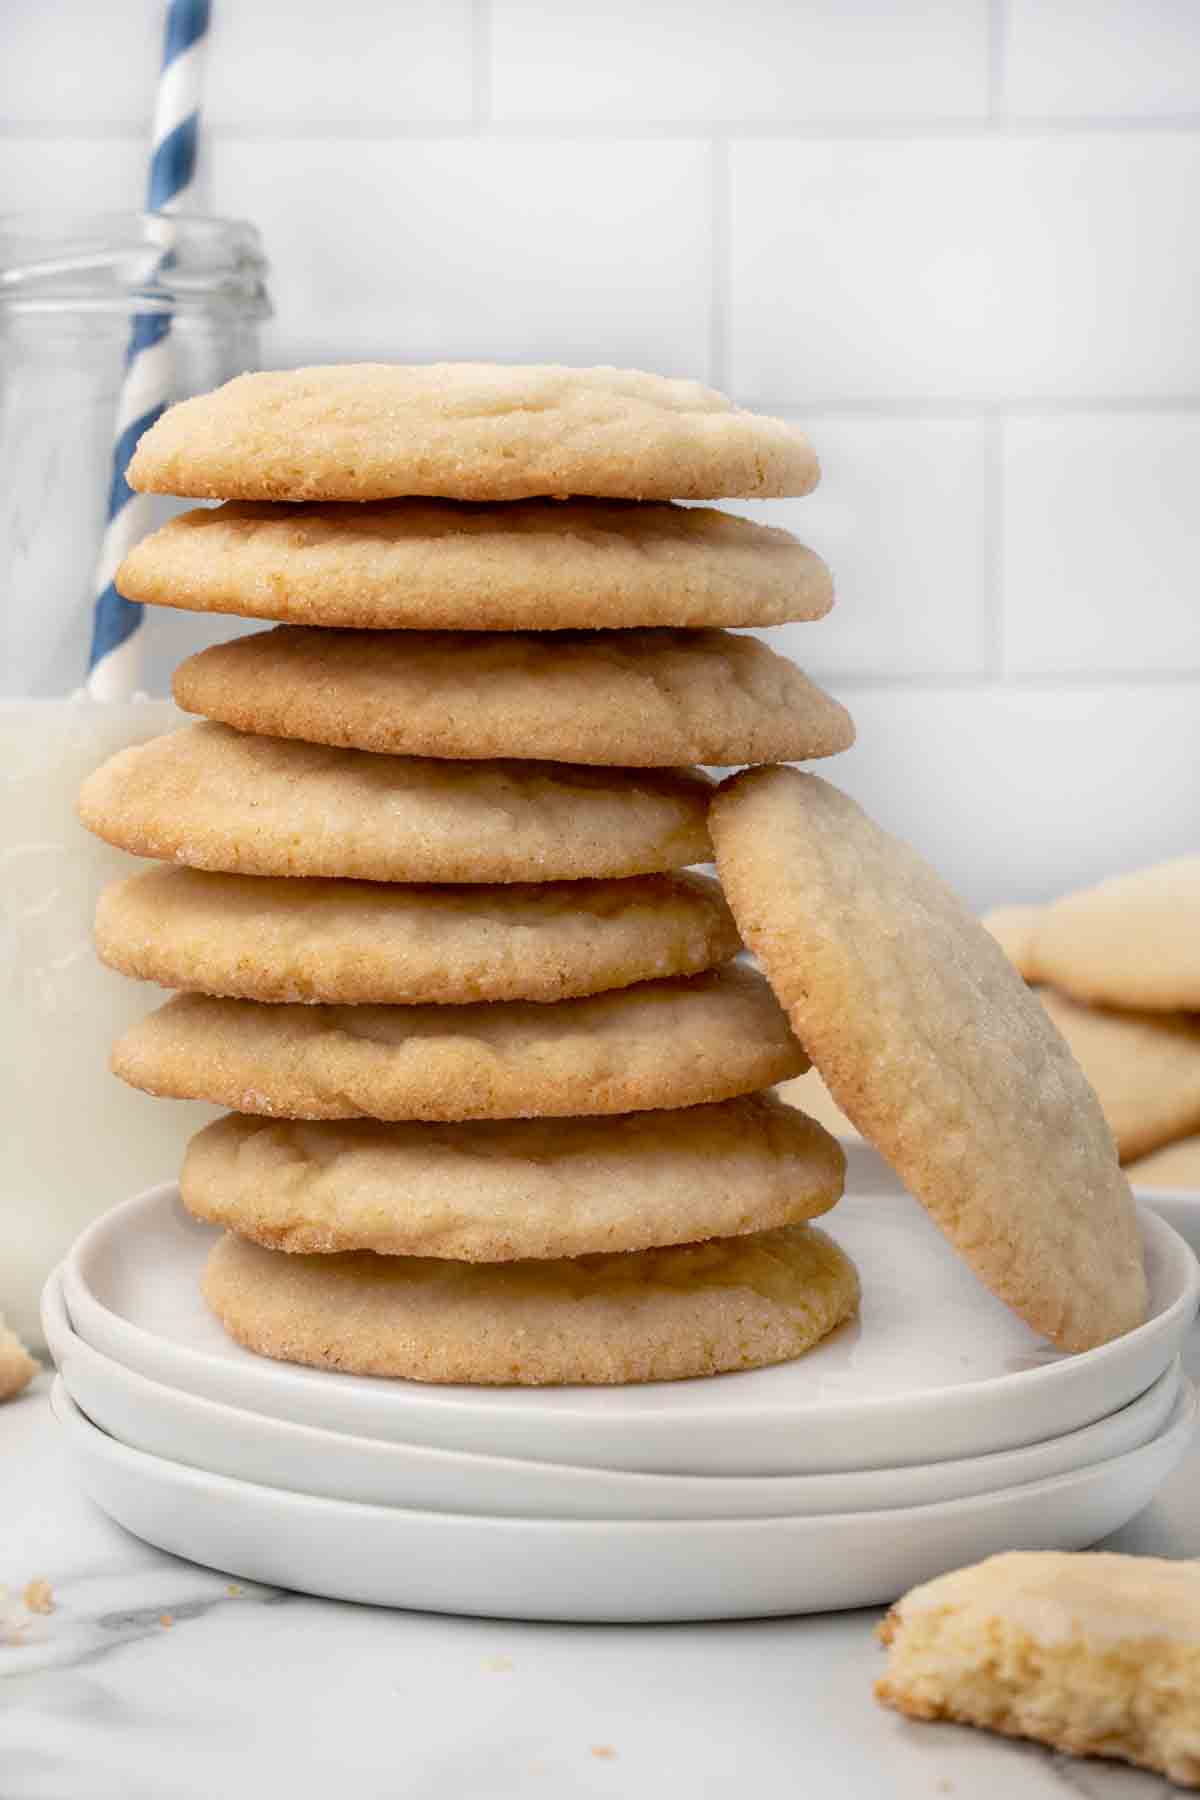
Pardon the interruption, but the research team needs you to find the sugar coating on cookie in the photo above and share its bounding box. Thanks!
[117,497,834,631]
[181,1094,846,1260]
[128,364,820,503]
[710,766,1146,1353]
[0,1314,37,1403]
[112,965,809,1122]
[95,865,740,1006]
[202,1220,860,1385]
[876,1552,1200,1788]
[1033,856,1200,1012]
[172,626,855,769]
[980,904,1042,981]
[78,723,714,884]
[1038,988,1200,1164]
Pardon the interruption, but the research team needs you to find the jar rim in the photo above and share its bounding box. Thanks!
[0,210,270,318]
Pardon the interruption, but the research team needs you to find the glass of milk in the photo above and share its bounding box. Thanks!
[0,214,270,1345]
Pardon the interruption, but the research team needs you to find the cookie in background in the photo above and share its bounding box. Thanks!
[983,855,1200,1173]
[0,1312,37,1403]
[1127,1134,1200,1191]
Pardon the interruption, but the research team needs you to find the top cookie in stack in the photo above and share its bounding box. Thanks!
[79,363,859,1386]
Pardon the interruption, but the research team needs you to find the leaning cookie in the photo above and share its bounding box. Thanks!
[1033,855,1200,1012]
[112,966,808,1122]
[129,363,819,503]
[117,497,833,632]
[876,1552,1200,1788]
[203,1221,860,1385]
[95,866,740,1005]
[79,724,714,884]
[181,1095,845,1260]
[710,767,1145,1353]
[172,626,855,769]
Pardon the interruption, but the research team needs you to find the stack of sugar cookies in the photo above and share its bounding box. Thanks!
[77,363,862,1387]
[985,861,1200,1187]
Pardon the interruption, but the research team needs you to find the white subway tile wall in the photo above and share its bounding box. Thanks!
[729,417,991,679]
[204,136,713,372]
[3,0,1197,905]
[1001,415,1200,677]
[490,0,991,122]
[731,135,1200,404]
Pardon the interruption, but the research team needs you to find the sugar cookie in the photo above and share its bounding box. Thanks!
[117,497,833,631]
[877,1552,1200,1788]
[95,865,739,1005]
[203,1221,860,1385]
[112,966,808,1121]
[182,1094,844,1260]
[79,724,713,883]
[710,766,1145,1352]
[173,626,854,768]
[129,364,820,503]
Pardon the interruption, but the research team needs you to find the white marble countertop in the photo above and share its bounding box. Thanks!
[4,1337,1199,1800]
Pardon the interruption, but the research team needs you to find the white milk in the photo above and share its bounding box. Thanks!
[1,698,218,1346]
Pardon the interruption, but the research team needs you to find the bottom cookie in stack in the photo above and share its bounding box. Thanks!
[182,1095,858,1385]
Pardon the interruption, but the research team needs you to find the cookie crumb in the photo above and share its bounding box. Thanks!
[158,1613,174,1629]
[483,1655,513,1673]
[226,1583,243,1597]
[0,1586,28,1646]
[590,1746,617,1760]
[22,1578,54,1615]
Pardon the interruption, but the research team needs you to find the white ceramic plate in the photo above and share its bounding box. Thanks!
[1135,1184,1200,1261]
[60,1151,1199,1477]
[51,1375,1197,1621]
[43,1271,1183,1520]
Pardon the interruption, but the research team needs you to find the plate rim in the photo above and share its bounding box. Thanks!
[44,1266,1185,1510]
[61,1180,1200,1430]
[50,1371,1198,1534]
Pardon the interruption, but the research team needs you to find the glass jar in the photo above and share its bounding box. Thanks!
[0,213,271,1346]
[1,211,270,697]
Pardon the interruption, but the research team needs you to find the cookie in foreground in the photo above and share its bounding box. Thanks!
[95,866,740,1006]
[172,625,854,769]
[78,723,714,883]
[117,497,832,632]
[181,1095,845,1261]
[710,766,1146,1352]
[202,1221,860,1385]
[128,363,819,503]
[112,966,808,1121]
[876,1551,1200,1787]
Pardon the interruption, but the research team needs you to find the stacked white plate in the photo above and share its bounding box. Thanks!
[46,1145,1200,1622]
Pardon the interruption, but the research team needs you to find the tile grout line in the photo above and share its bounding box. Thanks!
[708,136,732,392]
[751,398,1200,419]
[7,116,1200,142]
[982,415,1006,678]
[987,0,1008,120]
[470,0,493,129]
[828,669,1200,691]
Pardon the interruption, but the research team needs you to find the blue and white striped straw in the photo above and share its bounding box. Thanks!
[86,0,210,698]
